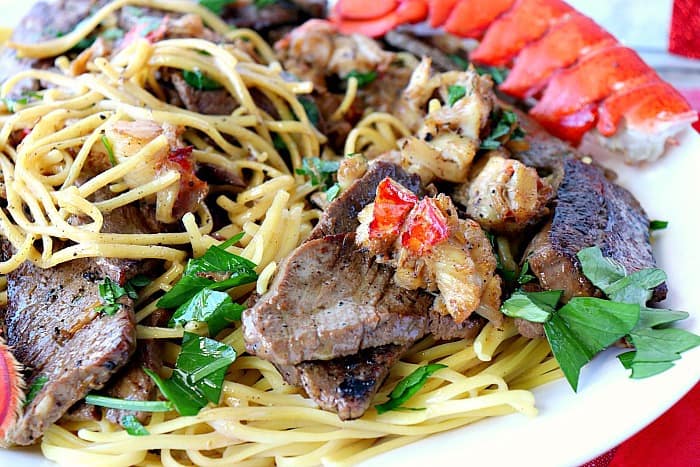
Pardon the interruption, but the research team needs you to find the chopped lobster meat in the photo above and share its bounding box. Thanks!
[443,0,516,39]
[401,197,449,255]
[500,14,615,99]
[471,0,574,66]
[162,147,209,221]
[392,195,500,324]
[597,80,697,137]
[530,46,656,125]
[356,184,502,325]
[397,61,495,183]
[462,154,554,234]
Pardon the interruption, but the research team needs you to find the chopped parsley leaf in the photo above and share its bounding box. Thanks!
[199,0,232,15]
[24,375,48,407]
[480,110,523,150]
[501,246,700,390]
[101,134,117,166]
[145,332,236,416]
[121,415,150,436]
[295,157,341,201]
[157,233,257,309]
[298,96,320,127]
[649,220,669,231]
[375,364,447,414]
[85,394,173,412]
[170,288,244,336]
[345,70,377,88]
[449,54,469,71]
[254,0,278,7]
[97,277,128,315]
[447,85,466,107]
[182,69,223,91]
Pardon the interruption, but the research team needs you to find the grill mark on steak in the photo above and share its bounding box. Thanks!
[276,344,406,420]
[243,232,432,365]
[526,158,666,305]
[308,159,422,240]
[1,254,136,446]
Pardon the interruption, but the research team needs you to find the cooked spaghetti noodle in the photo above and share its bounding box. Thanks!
[0,1,562,465]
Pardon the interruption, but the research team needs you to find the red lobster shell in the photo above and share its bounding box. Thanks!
[328,0,698,162]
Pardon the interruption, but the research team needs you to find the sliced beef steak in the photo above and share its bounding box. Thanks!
[1,256,136,445]
[243,233,432,365]
[169,72,236,115]
[0,0,108,95]
[308,160,422,240]
[277,344,405,420]
[429,311,486,341]
[526,158,666,303]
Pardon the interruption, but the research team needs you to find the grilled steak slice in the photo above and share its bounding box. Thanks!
[1,256,136,446]
[103,309,168,426]
[429,311,486,341]
[308,160,422,240]
[243,233,432,365]
[526,158,666,303]
[169,72,236,115]
[0,0,107,95]
[277,344,406,420]
[103,341,161,425]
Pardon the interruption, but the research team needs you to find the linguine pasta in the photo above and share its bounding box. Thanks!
[0,1,562,465]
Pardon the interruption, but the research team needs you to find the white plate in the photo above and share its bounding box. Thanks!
[0,2,699,466]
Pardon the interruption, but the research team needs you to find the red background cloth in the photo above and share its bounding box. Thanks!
[584,383,700,466]
[669,0,700,58]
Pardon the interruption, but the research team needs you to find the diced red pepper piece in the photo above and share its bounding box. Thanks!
[401,197,449,255]
[369,177,419,241]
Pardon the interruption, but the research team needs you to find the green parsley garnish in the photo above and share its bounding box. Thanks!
[476,66,508,85]
[101,134,117,166]
[501,246,700,390]
[2,91,42,113]
[169,288,245,336]
[447,85,466,107]
[298,96,320,127]
[182,69,223,91]
[121,415,150,436]
[375,364,447,414]
[649,220,669,231]
[254,0,278,7]
[157,233,257,309]
[449,54,469,71]
[97,277,127,315]
[85,394,174,412]
[199,0,232,14]
[480,110,523,150]
[345,70,377,88]
[24,375,48,407]
[145,332,236,416]
[295,157,342,201]
[517,260,536,285]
